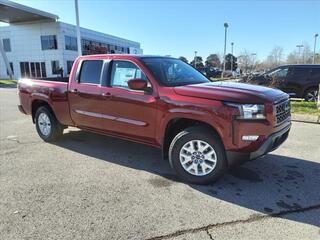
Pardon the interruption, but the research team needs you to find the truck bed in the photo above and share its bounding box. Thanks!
[18,77,72,126]
[30,77,69,83]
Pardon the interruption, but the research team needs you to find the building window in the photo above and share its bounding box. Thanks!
[81,38,109,55]
[20,62,30,78]
[67,61,74,74]
[7,62,14,76]
[29,62,47,78]
[35,62,41,77]
[3,38,11,52]
[51,60,60,74]
[30,62,36,77]
[65,36,78,51]
[79,60,103,84]
[41,62,47,77]
[41,35,57,50]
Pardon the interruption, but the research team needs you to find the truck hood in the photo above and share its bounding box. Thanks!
[173,81,287,103]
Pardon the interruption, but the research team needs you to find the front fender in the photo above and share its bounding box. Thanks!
[156,106,226,147]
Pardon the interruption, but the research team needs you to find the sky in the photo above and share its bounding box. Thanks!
[5,0,320,62]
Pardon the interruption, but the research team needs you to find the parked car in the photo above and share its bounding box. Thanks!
[244,65,320,101]
[18,55,291,184]
[198,66,222,78]
[207,67,223,78]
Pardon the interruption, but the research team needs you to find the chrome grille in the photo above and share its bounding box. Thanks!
[274,99,291,125]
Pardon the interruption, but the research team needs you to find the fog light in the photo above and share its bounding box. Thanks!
[242,135,259,141]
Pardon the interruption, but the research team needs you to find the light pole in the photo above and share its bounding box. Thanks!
[313,34,318,64]
[296,44,303,64]
[194,51,197,68]
[75,0,82,56]
[222,22,229,78]
[231,42,234,73]
[251,53,256,73]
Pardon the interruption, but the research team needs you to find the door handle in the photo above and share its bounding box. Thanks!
[71,89,78,93]
[101,92,112,98]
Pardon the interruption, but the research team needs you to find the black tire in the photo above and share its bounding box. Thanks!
[304,88,318,102]
[35,106,63,142]
[169,126,227,185]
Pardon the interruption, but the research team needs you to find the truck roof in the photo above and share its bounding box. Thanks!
[279,64,320,68]
[76,54,176,61]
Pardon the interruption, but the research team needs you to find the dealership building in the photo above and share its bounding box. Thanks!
[0,0,143,79]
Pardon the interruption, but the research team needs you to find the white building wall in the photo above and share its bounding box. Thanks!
[0,21,142,79]
[0,21,63,79]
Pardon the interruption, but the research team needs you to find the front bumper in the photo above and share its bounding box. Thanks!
[18,105,27,114]
[226,124,291,167]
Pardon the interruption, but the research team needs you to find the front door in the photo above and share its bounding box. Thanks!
[102,60,158,144]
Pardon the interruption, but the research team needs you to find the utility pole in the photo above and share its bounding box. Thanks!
[194,51,197,68]
[221,22,229,78]
[75,0,82,56]
[313,34,318,64]
[251,53,256,73]
[296,44,303,64]
[231,42,234,73]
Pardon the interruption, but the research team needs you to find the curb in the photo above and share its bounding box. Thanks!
[291,114,320,124]
[0,84,17,88]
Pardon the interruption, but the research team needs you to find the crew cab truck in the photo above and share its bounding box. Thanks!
[18,55,291,184]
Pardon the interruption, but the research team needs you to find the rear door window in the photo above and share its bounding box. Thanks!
[79,60,103,84]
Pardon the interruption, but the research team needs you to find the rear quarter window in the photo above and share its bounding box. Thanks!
[79,60,103,84]
[291,67,309,79]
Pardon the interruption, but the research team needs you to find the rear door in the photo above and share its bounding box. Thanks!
[309,68,320,85]
[68,59,111,130]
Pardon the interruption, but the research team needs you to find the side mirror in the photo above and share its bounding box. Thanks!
[127,78,148,91]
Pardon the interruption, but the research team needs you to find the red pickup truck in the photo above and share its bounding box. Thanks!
[18,55,291,184]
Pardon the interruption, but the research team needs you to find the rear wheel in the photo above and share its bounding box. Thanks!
[169,126,227,184]
[35,106,63,142]
[304,88,318,102]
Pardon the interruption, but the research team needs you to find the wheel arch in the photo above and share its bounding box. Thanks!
[162,117,224,160]
[31,100,55,123]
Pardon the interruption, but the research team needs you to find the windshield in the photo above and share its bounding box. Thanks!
[140,57,210,87]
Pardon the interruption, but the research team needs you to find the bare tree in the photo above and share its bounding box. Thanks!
[238,50,251,73]
[285,42,313,64]
[266,46,283,67]
[286,52,298,64]
[301,42,313,64]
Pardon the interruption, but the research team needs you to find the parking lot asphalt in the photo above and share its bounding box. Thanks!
[1,88,319,240]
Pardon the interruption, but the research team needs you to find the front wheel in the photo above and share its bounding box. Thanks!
[169,126,227,184]
[35,106,63,142]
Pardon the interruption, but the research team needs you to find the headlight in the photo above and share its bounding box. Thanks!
[224,102,266,119]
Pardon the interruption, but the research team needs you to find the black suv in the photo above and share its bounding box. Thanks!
[245,65,320,101]
[198,67,222,78]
